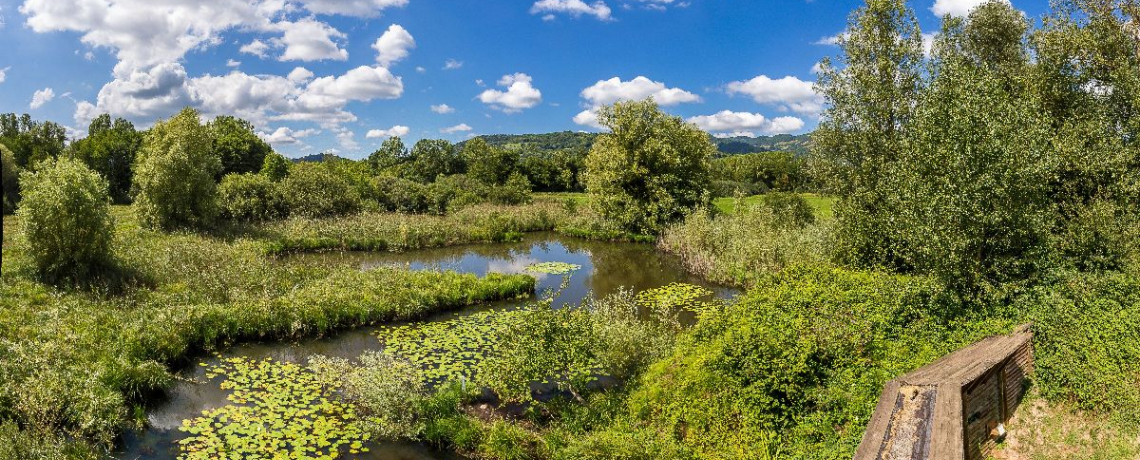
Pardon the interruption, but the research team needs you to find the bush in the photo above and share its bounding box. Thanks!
[217,173,285,221]
[17,157,114,282]
[2,143,18,214]
[208,115,271,176]
[370,175,429,213]
[260,152,291,182]
[759,192,815,228]
[309,351,427,439]
[280,163,361,218]
[710,180,762,198]
[488,172,533,205]
[425,174,487,214]
[133,107,221,230]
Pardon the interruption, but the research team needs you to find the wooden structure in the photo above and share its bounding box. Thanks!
[853,325,1034,460]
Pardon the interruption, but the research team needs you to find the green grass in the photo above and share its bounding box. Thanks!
[0,206,536,459]
[712,193,835,218]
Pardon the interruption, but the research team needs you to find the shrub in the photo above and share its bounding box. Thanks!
[208,115,271,176]
[217,173,285,221]
[133,107,221,230]
[463,138,518,185]
[309,351,427,439]
[710,180,761,198]
[481,305,600,403]
[488,172,533,205]
[260,151,291,182]
[424,174,487,214]
[280,163,361,218]
[584,99,715,235]
[759,191,815,228]
[17,157,114,282]
[370,175,429,213]
[2,143,18,214]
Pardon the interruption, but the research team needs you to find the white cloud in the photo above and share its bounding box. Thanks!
[932,0,1009,18]
[366,125,410,138]
[713,131,756,138]
[810,62,824,74]
[335,128,359,150]
[431,104,455,114]
[725,75,823,115]
[687,110,805,136]
[259,126,318,144]
[443,58,463,70]
[30,87,55,109]
[287,67,315,83]
[922,32,937,57]
[273,18,348,61]
[240,39,270,58]
[372,24,415,66]
[299,0,408,17]
[226,59,241,67]
[478,73,542,113]
[814,33,845,46]
[572,110,601,129]
[530,0,613,21]
[580,76,700,107]
[416,66,426,73]
[441,123,473,134]
[0,67,8,85]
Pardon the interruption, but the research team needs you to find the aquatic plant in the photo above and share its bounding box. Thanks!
[635,282,718,317]
[524,261,582,275]
[375,309,531,385]
[179,357,371,459]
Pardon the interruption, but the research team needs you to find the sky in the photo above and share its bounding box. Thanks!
[0,0,1048,159]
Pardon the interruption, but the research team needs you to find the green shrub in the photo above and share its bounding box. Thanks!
[425,174,487,214]
[488,172,533,206]
[479,420,539,460]
[217,173,285,221]
[280,163,361,218]
[17,157,114,282]
[133,107,221,230]
[309,351,427,439]
[260,151,291,182]
[710,180,761,198]
[759,192,815,228]
[1,143,17,214]
[208,115,271,176]
[370,175,429,213]
[481,305,600,403]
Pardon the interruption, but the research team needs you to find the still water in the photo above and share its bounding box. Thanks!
[113,233,737,460]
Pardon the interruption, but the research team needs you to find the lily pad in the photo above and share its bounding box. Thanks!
[524,262,582,275]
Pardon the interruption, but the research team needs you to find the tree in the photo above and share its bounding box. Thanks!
[133,108,221,230]
[260,152,291,182]
[218,173,286,221]
[0,113,67,168]
[17,157,114,282]
[810,0,926,268]
[280,163,361,218]
[208,115,272,176]
[1,144,18,214]
[69,114,143,203]
[368,136,408,172]
[406,139,460,183]
[584,99,715,235]
[961,0,1030,73]
[462,138,518,185]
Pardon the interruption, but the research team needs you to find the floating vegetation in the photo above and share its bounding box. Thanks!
[376,310,531,385]
[524,261,582,275]
[178,357,371,459]
[636,283,719,316]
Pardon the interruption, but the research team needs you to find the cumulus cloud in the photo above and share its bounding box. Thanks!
[443,58,463,70]
[814,33,845,45]
[530,0,612,21]
[573,76,700,128]
[30,87,55,109]
[687,110,804,136]
[0,67,8,84]
[373,24,415,66]
[335,128,359,150]
[932,0,1009,18]
[299,0,408,17]
[288,67,315,83]
[441,123,473,134]
[240,39,271,58]
[725,75,823,115]
[431,104,455,114]
[226,59,241,67]
[259,126,318,144]
[273,18,348,61]
[366,125,410,138]
[478,73,543,113]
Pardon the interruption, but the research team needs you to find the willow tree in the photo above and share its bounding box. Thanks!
[810,0,926,268]
[133,108,221,230]
[584,99,715,235]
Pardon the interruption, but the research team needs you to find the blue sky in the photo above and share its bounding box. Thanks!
[0,0,1047,159]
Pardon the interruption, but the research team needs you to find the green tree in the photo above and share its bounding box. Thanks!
[208,115,272,176]
[218,173,286,221]
[811,0,926,268]
[2,144,18,214]
[69,114,143,203]
[133,108,221,230]
[368,136,408,172]
[260,152,291,182]
[462,138,518,185]
[961,0,1030,73]
[407,139,460,183]
[0,113,67,168]
[17,157,114,282]
[584,99,715,235]
[280,163,361,218]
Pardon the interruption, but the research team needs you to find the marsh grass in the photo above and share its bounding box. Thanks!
[0,206,535,458]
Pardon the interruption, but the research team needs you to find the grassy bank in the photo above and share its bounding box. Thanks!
[0,207,536,459]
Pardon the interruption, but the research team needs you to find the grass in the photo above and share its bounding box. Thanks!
[0,206,536,459]
[712,193,835,218]
[994,392,1140,460]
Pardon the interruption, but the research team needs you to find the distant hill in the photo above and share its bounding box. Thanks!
[465,131,811,156]
[292,152,350,163]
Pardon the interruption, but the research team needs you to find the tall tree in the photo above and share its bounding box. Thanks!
[584,99,715,235]
[407,139,460,183]
[810,0,926,268]
[462,137,518,185]
[367,136,408,172]
[133,108,221,230]
[0,113,67,168]
[208,115,272,176]
[70,114,142,203]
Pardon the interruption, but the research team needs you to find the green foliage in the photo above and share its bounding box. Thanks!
[133,107,221,230]
[463,138,519,185]
[406,139,461,183]
[635,283,717,318]
[490,172,534,206]
[370,175,429,213]
[217,173,286,221]
[280,162,361,218]
[525,262,582,275]
[310,352,428,440]
[260,152,291,182]
[711,151,806,193]
[368,136,408,172]
[482,305,601,402]
[0,113,67,168]
[584,99,716,235]
[17,157,114,283]
[207,115,272,176]
[1,144,18,214]
[517,148,585,192]
[758,192,816,228]
[68,114,142,203]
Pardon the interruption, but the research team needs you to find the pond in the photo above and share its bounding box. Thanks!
[113,233,738,460]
